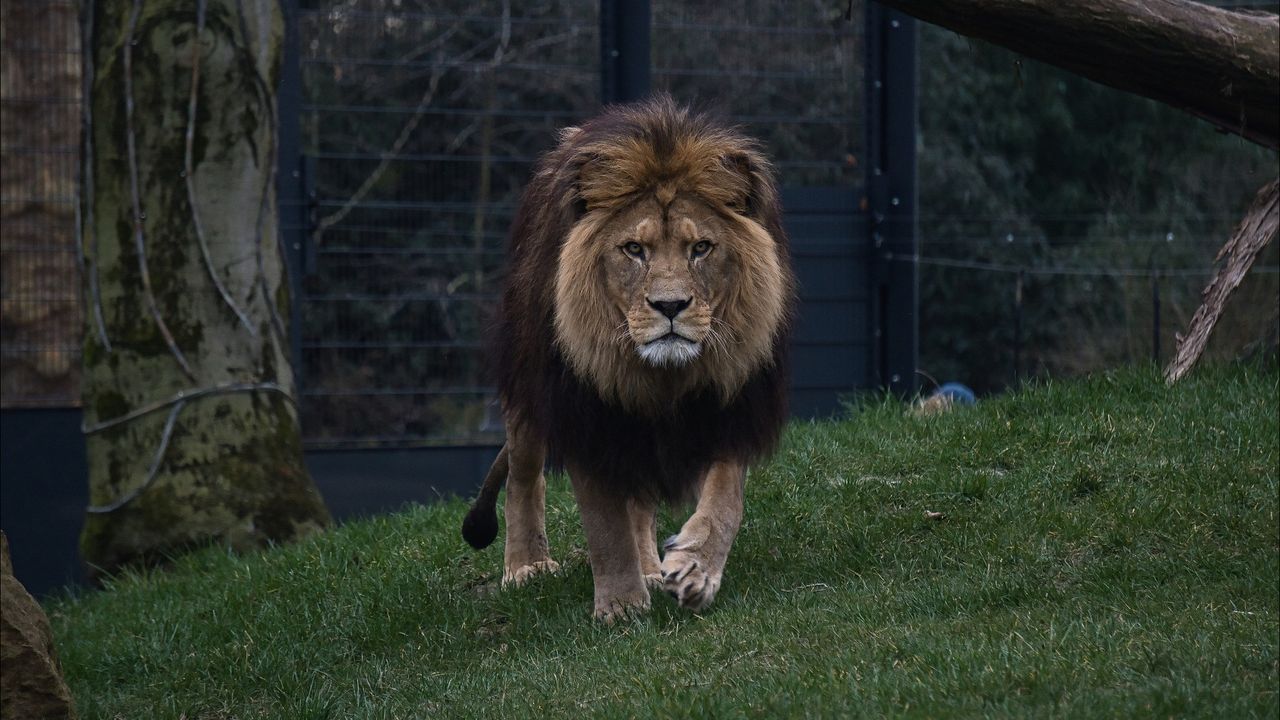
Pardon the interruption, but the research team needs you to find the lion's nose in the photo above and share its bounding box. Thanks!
[648,298,691,319]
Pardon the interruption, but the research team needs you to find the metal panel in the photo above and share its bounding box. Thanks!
[600,0,650,103]
[306,446,502,517]
[0,408,88,596]
[781,184,871,415]
[865,4,919,396]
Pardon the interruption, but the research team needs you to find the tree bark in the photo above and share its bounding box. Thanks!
[875,0,1280,149]
[80,0,329,577]
[1164,179,1279,383]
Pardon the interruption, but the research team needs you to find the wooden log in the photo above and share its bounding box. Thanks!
[1164,179,1279,383]
[875,0,1280,149]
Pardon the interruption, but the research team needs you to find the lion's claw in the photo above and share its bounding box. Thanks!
[593,592,650,624]
[501,559,560,587]
[660,550,721,611]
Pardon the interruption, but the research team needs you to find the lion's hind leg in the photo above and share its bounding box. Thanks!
[660,460,745,611]
[501,425,559,587]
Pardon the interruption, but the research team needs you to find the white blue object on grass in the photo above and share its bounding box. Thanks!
[932,382,976,405]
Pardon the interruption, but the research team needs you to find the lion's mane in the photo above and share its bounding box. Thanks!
[492,95,796,502]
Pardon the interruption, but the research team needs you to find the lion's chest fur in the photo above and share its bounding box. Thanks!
[541,351,785,502]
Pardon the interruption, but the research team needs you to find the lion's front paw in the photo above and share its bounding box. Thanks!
[594,591,651,624]
[643,572,664,591]
[501,558,560,587]
[660,549,721,611]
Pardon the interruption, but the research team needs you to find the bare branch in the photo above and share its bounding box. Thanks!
[313,67,444,240]
[1165,179,1279,383]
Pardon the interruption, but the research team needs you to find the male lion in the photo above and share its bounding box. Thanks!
[461,95,795,622]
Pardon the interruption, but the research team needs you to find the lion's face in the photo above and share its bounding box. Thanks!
[554,186,788,409]
[599,196,733,367]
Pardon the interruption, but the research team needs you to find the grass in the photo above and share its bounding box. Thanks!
[49,362,1278,719]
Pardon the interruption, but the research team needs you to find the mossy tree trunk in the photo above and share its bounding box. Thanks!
[79,0,329,577]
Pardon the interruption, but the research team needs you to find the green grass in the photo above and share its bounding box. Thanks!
[50,363,1279,719]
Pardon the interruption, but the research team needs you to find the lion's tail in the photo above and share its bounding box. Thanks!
[461,443,509,549]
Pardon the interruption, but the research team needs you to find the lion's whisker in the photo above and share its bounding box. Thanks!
[710,317,743,345]
[703,325,728,353]
[611,321,631,346]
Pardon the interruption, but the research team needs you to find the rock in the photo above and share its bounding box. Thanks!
[1,531,77,720]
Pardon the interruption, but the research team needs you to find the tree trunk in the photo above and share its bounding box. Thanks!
[80,0,329,576]
[874,0,1280,150]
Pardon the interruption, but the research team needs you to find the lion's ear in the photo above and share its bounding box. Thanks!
[571,188,589,220]
[568,150,600,221]
[565,148,604,219]
[722,151,774,219]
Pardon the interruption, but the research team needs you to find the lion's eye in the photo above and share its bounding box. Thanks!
[622,241,645,259]
[690,240,713,259]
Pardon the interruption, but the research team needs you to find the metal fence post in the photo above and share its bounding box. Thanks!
[1152,270,1161,364]
[1014,269,1024,383]
[276,0,306,391]
[600,0,650,104]
[865,4,919,396]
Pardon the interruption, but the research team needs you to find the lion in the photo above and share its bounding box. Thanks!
[461,95,795,622]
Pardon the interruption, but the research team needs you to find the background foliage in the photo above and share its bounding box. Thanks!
[916,24,1279,393]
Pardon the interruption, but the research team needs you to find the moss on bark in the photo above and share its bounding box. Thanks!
[80,0,329,578]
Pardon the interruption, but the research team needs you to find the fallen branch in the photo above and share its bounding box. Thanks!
[1165,179,1279,383]
[875,0,1280,149]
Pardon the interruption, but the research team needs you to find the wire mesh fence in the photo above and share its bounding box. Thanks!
[650,0,864,188]
[0,0,83,408]
[292,0,601,447]
[290,0,873,447]
[913,218,1280,394]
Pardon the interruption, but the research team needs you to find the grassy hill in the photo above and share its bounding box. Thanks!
[49,363,1278,719]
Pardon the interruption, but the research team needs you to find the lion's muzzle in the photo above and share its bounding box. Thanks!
[637,331,701,367]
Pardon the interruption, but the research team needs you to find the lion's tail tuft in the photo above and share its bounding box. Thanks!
[461,503,498,549]
[461,444,509,549]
